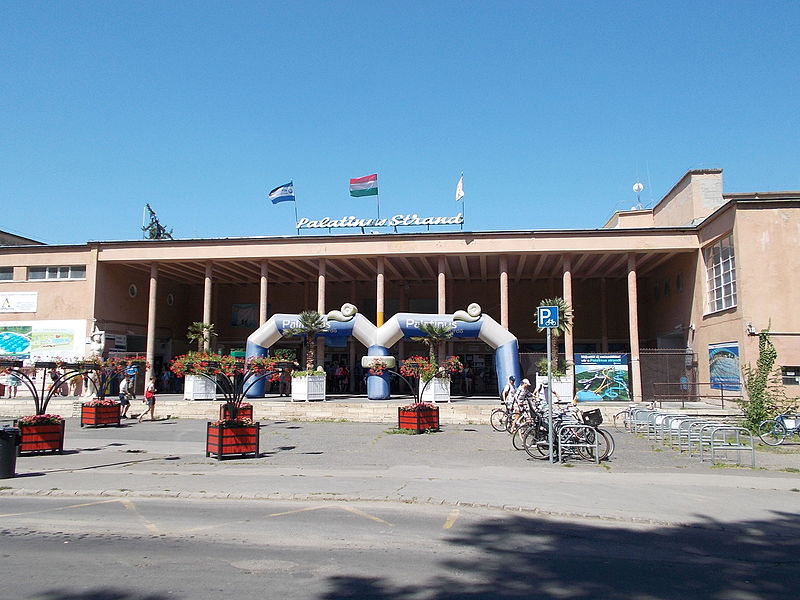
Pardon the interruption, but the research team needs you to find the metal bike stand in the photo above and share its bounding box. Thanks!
[557,423,600,464]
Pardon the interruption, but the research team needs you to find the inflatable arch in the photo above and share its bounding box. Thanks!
[245,303,522,400]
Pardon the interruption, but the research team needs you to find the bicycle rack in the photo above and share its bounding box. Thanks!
[557,423,600,464]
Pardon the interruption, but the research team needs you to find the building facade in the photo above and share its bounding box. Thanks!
[2,169,799,401]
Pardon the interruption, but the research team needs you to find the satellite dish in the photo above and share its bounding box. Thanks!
[632,181,644,210]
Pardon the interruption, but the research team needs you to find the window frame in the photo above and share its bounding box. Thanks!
[27,265,87,281]
[703,235,737,314]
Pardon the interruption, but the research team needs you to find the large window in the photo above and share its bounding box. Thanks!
[28,265,86,280]
[782,367,800,386]
[0,267,12,281]
[704,235,737,313]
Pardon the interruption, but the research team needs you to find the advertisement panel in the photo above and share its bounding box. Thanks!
[708,342,741,390]
[574,353,630,402]
[0,320,87,361]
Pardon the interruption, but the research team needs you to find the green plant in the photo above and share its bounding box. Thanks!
[187,322,217,352]
[742,329,792,430]
[282,310,328,371]
[536,297,574,375]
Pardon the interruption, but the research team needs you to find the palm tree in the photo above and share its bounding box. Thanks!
[413,322,455,368]
[187,322,217,352]
[282,310,328,371]
[536,297,574,375]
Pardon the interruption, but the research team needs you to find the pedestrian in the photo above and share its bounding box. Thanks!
[119,374,132,418]
[139,376,157,422]
[463,364,474,396]
[5,369,20,398]
[500,375,516,408]
[279,367,292,397]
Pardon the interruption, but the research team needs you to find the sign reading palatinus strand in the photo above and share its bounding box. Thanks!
[296,212,463,230]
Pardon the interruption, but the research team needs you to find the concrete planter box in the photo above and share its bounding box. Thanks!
[420,378,451,403]
[292,375,326,402]
[183,374,217,401]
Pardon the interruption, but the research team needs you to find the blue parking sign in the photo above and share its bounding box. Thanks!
[537,306,559,328]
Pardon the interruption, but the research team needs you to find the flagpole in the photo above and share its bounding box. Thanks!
[376,192,381,221]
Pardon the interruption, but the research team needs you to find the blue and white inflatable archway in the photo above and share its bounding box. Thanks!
[246,303,522,400]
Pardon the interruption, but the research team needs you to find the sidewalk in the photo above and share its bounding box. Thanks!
[2,418,799,530]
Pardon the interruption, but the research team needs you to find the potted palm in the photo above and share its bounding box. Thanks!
[535,297,575,400]
[412,322,460,403]
[282,310,328,402]
[396,355,463,433]
[170,352,277,459]
[184,322,219,400]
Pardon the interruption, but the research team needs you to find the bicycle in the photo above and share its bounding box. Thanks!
[756,414,800,446]
[522,405,615,461]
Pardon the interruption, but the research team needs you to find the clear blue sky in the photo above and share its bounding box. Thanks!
[2,1,799,244]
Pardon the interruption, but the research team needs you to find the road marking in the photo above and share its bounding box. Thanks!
[340,505,392,525]
[268,506,326,518]
[0,498,120,518]
[269,505,392,525]
[119,499,161,535]
[443,509,460,529]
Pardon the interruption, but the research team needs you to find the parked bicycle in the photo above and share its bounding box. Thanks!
[522,403,615,461]
[756,414,800,446]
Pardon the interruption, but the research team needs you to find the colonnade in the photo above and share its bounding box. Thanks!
[142,253,645,401]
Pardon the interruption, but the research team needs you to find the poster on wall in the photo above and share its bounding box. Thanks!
[708,342,741,390]
[231,304,258,328]
[0,291,38,313]
[574,354,630,402]
[0,320,86,361]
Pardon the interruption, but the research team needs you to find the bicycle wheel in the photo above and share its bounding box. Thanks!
[512,424,531,450]
[757,419,787,446]
[597,428,615,459]
[490,408,509,432]
[581,428,611,461]
[523,426,551,460]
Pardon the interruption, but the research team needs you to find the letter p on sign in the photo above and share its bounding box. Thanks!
[537,306,559,329]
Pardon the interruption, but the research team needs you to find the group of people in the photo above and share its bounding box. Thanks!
[118,373,158,422]
[500,375,568,431]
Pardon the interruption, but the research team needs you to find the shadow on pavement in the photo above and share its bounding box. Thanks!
[322,511,800,599]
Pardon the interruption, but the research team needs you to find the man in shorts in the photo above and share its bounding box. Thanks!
[119,374,132,418]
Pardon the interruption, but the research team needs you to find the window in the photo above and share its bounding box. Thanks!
[28,265,86,280]
[676,272,684,292]
[704,235,737,313]
[663,278,671,297]
[0,267,12,281]
[782,367,800,386]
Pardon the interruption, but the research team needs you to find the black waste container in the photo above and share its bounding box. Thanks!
[0,426,20,478]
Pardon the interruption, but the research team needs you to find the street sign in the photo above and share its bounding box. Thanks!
[537,305,559,329]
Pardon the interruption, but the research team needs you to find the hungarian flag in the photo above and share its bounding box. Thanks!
[349,174,378,197]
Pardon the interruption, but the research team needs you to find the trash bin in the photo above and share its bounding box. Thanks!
[0,426,20,479]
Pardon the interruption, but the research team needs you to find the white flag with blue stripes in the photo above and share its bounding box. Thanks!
[269,181,295,204]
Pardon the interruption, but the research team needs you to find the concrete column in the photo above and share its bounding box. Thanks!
[600,277,609,352]
[437,257,446,314]
[499,255,509,328]
[376,256,385,326]
[627,254,643,402]
[146,263,158,381]
[259,261,269,325]
[563,256,574,366]
[317,259,326,373]
[203,263,213,350]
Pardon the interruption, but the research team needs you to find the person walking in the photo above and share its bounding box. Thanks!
[139,377,157,422]
[5,369,20,398]
[119,374,132,418]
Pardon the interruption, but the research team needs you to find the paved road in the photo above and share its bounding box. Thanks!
[3,419,799,528]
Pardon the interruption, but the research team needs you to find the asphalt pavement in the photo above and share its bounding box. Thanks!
[2,417,799,531]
